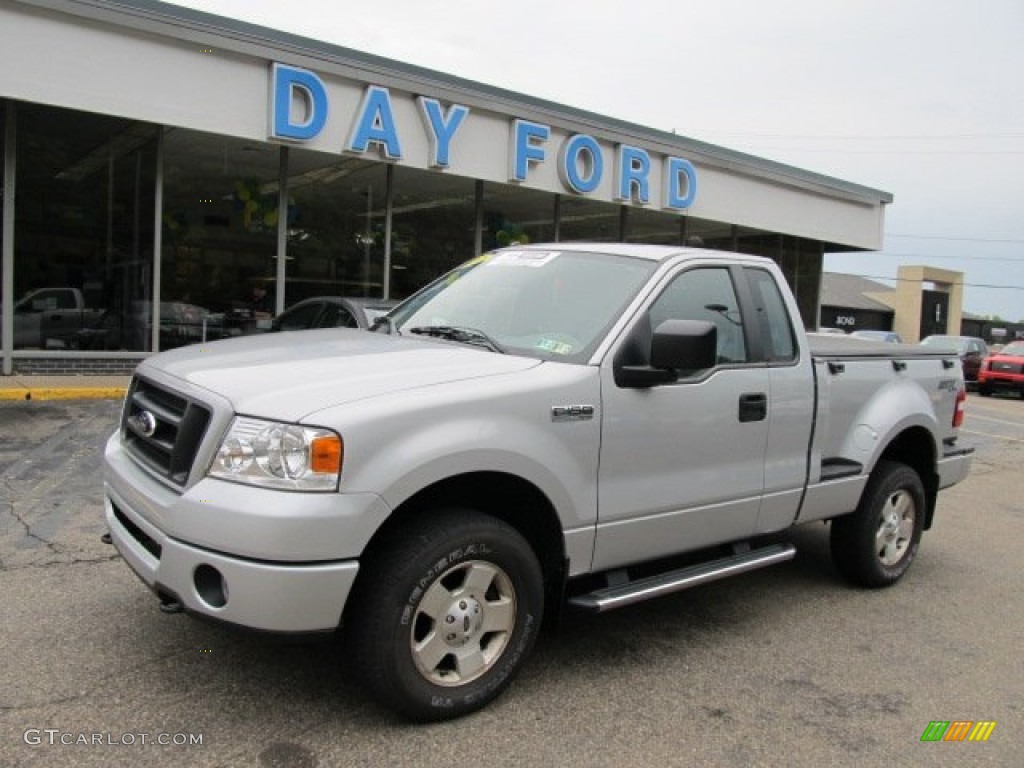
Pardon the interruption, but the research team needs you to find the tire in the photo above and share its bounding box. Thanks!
[344,508,543,721]
[830,460,926,588]
[978,385,992,397]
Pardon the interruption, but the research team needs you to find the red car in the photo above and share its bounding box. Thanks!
[978,340,1024,397]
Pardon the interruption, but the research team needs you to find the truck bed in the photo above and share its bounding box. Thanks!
[807,334,953,360]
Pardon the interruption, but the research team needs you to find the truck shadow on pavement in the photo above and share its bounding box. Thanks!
[121,522,845,726]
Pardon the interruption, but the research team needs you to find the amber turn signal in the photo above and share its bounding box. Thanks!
[311,435,343,474]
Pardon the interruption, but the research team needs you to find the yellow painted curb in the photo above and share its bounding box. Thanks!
[0,387,127,401]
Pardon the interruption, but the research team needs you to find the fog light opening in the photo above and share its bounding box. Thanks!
[194,564,228,608]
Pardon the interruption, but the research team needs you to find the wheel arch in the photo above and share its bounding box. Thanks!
[875,425,940,529]
[355,471,568,623]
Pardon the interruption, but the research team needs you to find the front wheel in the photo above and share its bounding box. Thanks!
[344,509,543,721]
[830,460,926,588]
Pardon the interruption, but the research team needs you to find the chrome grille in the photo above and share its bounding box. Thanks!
[122,377,211,487]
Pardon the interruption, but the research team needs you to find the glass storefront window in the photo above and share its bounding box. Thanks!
[285,150,388,304]
[684,218,735,250]
[558,196,621,243]
[1,101,6,356]
[734,230,779,257]
[161,129,281,343]
[623,206,687,245]
[389,166,477,300]
[13,104,157,351]
[481,183,555,250]
[793,238,823,330]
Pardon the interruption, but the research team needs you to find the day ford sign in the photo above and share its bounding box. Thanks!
[269,63,697,210]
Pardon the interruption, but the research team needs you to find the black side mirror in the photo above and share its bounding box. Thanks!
[651,319,717,369]
[615,318,717,388]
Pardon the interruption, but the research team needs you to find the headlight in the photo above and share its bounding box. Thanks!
[209,417,342,492]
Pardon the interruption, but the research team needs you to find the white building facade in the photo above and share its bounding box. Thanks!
[0,0,892,374]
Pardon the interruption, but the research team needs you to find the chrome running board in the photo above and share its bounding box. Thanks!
[568,543,796,613]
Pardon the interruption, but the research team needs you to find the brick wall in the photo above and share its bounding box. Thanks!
[12,358,141,376]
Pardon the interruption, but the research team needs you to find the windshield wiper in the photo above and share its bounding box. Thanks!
[408,325,505,353]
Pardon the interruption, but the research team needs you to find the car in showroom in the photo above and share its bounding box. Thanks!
[919,335,988,386]
[268,296,397,332]
[977,340,1024,397]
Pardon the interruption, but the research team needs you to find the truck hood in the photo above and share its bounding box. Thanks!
[138,329,542,422]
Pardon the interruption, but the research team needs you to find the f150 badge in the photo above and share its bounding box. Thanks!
[551,405,595,422]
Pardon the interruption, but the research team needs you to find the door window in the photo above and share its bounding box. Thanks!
[649,267,747,367]
[746,268,797,362]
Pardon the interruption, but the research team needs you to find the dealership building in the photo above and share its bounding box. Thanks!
[1,0,893,375]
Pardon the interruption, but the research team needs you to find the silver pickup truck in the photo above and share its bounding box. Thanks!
[103,243,972,720]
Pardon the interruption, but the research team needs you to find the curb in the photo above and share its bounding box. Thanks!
[0,387,128,402]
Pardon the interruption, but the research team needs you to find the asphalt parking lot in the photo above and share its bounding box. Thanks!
[1,393,1021,767]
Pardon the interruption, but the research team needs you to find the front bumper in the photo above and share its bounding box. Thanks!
[104,433,390,633]
[978,371,1024,392]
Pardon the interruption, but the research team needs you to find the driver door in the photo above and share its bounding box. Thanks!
[594,264,770,570]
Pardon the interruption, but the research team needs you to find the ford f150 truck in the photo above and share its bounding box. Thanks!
[103,244,973,721]
[6,287,105,349]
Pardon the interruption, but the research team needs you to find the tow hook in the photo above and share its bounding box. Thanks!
[100,532,112,545]
[158,593,184,614]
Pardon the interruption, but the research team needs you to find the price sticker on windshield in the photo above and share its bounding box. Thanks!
[489,250,560,268]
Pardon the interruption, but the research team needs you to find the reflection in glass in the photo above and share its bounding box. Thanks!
[390,249,657,363]
[12,104,157,351]
[285,151,387,304]
[624,206,685,245]
[1,101,5,355]
[558,196,621,243]
[160,129,280,344]
[389,166,476,299]
[481,182,555,250]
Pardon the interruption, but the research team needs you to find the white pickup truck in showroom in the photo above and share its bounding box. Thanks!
[103,243,973,720]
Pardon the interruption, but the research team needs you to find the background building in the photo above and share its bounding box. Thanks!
[819,273,896,333]
[822,267,1023,343]
[1,0,892,375]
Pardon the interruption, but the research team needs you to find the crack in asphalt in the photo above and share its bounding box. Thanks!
[0,552,122,572]
[3,493,65,559]
[1,407,116,572]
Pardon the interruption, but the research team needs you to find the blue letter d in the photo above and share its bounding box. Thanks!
[270,63,328,141]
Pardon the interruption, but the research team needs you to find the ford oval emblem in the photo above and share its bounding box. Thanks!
[128,410,158,437]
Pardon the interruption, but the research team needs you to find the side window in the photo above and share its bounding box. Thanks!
[276,302,322,331]
[32,289,65,310]
[649,267,747,366]
[746,268,797,362]
[319,304,357,328]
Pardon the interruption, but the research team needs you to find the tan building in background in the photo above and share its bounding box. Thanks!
[891,265,964,344]
[819,265,965,343]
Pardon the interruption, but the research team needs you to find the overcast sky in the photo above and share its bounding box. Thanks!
[171,0,1024,321]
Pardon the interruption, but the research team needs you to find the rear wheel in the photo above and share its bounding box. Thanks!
[344,508,543,721]
[831,460,926,588]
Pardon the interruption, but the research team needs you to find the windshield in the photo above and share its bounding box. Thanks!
[385,249,658,362]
